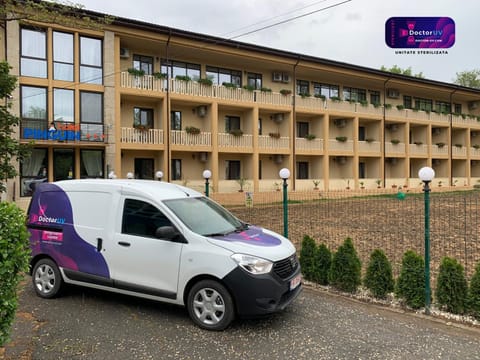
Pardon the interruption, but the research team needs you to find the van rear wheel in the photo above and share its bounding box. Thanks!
[32,258,63,298]
[187,280,234,331]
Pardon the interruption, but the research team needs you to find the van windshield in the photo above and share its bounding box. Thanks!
[163,197,246,237]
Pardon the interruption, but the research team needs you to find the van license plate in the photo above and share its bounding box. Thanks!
[289,274,301,290]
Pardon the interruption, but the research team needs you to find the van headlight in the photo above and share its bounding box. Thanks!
[231,254,273,275]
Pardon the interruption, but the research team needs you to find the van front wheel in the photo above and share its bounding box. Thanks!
[32,258,63,298]
[187,280,234,331]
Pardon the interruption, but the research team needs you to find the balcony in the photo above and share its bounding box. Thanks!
[218,133,253,149]
[385,141,406,155]
[471,147,480,158]
[452,145,467,157]
[295,137,324,152]
[409,143,428,156]
[258,135,289,151]
[358,140,381,153]
[121,127,163,144]
[171,130,211,147]
[22,119,106,142]
[431,144,448,156]
[329,139,354,152]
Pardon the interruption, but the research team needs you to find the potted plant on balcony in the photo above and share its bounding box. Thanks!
[229,129,243,137]
[175,75,191,82]
[260,87,272,93]
[391,139,400,145]
[269,132,281,139]
[436,142,445,148]
[280,89,292,96]
[314,94,326,100]
[330,96,341,102]
[133,122,148,131]
[473,144,480,150]
[236,178,248,192]
[375,179,382,188]
[359,181,365,189]
[305,134,316,141]
[336,136,347,142]
[185,126,201,135]
[242,85,255,92]
[222,82,238,89]
[299,92,311,98]
[153,72,167,79]
[197,78,213,86]
[128,68,145,77]
[312,180,320,190]
[455,143,463,148]
[365,138,375,143]
[414,141,423,145]
[396,104,405,110]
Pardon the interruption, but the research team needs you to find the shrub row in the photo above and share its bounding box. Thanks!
[299,235,480,319]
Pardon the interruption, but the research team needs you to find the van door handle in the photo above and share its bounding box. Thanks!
[118,241,131,247]
[96,238,103,252]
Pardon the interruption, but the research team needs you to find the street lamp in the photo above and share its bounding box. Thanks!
[155,170,163,181]
[126,172,134,179]
[108,171,117,179]
[418,166,435,315]
[203,169,212,197]
[279,168,290,238]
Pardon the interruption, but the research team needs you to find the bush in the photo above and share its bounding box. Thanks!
[299,235,317,281]
[469,261,480,319]
[395,250,425,309]
[329,238,361,293]
[364,249,394,299]
[435,257,468,314]
[0,202,30,346]
[313,243,331,285]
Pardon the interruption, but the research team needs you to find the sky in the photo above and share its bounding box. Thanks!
[76,0,479,84]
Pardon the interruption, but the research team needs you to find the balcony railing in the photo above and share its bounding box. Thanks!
[121,127,163,144]
[431,144,448,156]
[329,139,354,152]
[385,142,406,155]
[452,145,467,157]
[295,137,324,151]
[22,119,106,142]
[471,147,480,158]
[218,133,253,148]
[358,140,381,153]
[171,130,211,146]
[258,135,289,150]
[409,143,428,156]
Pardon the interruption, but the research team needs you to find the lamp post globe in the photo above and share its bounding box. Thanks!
[155,171,163,181]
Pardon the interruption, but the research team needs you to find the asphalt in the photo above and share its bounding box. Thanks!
[2,277,480,360]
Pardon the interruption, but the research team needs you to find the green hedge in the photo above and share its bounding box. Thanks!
[329,238,361,293]
[469,262,480,319]
[436,257,468,314]
[364,249,394,299]
[395,250,425,309]
[0,202,30,346]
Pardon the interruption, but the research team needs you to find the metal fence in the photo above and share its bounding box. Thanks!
[213,189,480,286]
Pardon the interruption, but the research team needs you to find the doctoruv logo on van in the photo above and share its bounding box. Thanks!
[38,215,66,224]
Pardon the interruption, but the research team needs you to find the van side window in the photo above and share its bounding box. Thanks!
[122,199,172,238]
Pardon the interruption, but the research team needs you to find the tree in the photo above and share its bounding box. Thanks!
[453,69,480,89]
[395,250,425,309]
[328,238,361,293]
[380,65,425,79]
[364,249,394,299]
[0,0,114,30]
[0,61,31,193]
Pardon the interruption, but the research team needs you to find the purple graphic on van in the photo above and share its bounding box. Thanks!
[28,183,110,278]
[385,17,455,48]
[213,226,281,246]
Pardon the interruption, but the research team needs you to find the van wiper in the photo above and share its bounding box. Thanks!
[235,222,249,232]
[204,230,232,237]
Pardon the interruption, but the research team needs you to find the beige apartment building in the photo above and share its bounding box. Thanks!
[2,6,480,208]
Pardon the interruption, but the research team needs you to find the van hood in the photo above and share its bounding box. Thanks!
[205,226,296,262]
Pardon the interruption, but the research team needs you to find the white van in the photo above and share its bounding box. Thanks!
[27,179,302,330]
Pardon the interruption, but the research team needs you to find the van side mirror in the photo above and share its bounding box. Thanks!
[155,226,186,243]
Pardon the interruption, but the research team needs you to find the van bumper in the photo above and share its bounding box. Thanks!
[222,265,302,317]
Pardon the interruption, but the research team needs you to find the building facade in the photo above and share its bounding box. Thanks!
[2,6,480,208]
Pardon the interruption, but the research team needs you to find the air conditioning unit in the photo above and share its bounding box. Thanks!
[335,156,347,165]
[386,124,398,132]
[197,105,207,118]
[468,101,479,110]
[282,73,291,83]
[273,154,283,164]
[387,158,397,165]
[273,113,284,124]
[120,47,130,58]
[199,152,208,163]
[432,128,441,135]
[334,119,346,128]
[272,72,283,82]
[433,159,441,166]
[387,88,400,98]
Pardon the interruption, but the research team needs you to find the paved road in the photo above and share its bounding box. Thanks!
[3,279,480,360]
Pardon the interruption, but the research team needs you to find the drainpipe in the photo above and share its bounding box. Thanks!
[292,56,300,191]
[449,89,457,186]
[383,77,391,188]
[165,31,171,182]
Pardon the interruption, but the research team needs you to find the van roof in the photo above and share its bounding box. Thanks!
[47,179,203,201]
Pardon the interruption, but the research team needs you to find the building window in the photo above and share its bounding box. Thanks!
[225,116,240,132]
[435,101,451,114]
[162,60,200,80]
[53,148,75,181]
[53,89,74,123]
[171,159,182,180]
[454,103,462,114]
[81,149,104,178]
[134,107,153,129]
[297,122,309,138]
[53,31,74,81]
[370,90,380,105]
[297,162,309,179]
[247,73,262,89]
[20,148,47,197]
[226,160,241,180]
[313,83,339,99]
[80,91,103,141]
[80,36,103,84]
[258,118,262,135]
[135,158,154,179]
[359,126,366,141]
[133,54,153,75]
[21,28,47,78]
[359,162,366,179]
[21,86,47,134]
[206,66,241,86]
[343,87,366,102]
[403,95,412,109]
[414,97,433,111]
[171,111,182,130]
[296,80,309,95]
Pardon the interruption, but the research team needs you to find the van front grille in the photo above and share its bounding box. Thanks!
[273,254,299,279]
